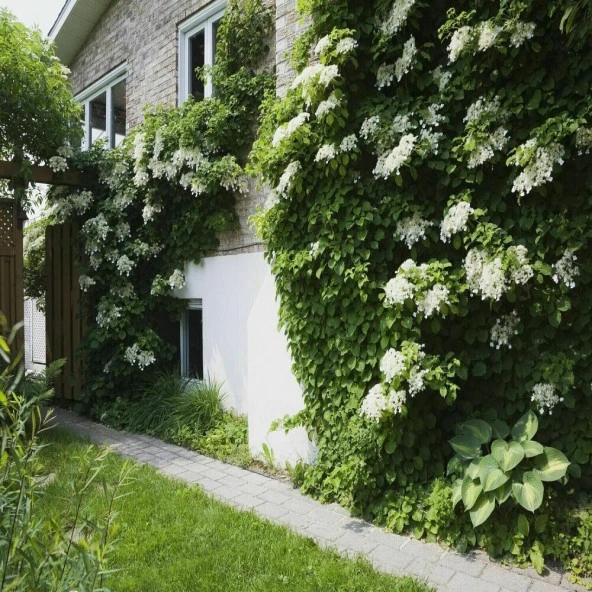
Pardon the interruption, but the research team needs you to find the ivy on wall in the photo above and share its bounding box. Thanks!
[47,0,274,409]
[251,0,592,574]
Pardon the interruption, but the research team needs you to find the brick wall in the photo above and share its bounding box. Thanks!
[68,0,286,255]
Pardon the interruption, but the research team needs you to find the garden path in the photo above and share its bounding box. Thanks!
[53,408,585,592]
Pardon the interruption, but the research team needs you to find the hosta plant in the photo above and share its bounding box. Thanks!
[448,412,570,527]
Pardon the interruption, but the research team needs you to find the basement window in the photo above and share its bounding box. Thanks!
[178,0,226,103]
[77,65,127,149]
[180,301,204,379]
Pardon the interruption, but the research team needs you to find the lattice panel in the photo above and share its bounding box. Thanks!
[0,200,15,250]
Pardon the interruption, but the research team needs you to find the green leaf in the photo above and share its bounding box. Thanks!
[469,492,496,527]
[451,478,463,508]
[459,419,492,445]
[461,475,483,510]
[517,514,530,537]
[449,434,482,460]
[491,419,510,440]
[466,459,481,480]
[491,440,525,471]
[473,361,486,377]
[478,455,510,492]
[511,411,538,442]
[495,480,512,504]
[521,440,544,458]
[534,447,570,482]
[512,471,544,512]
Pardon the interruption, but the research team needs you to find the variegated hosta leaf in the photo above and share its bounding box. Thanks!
[478,454,510,492]
[534,447,570,482]
[459,419,492,444]
[521,440,544,458]
[461,475,483,510]
[491,439,525,471]
[512,471,544,512]
[511,411,538,442]
[469,492,496,527]
[449,434,482,460]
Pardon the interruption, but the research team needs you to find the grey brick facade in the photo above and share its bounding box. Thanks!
[69,0,294,255]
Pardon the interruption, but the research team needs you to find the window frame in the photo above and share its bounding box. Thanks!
[75,63,127,150]
[180,299,204,378]
[178,0,226,105]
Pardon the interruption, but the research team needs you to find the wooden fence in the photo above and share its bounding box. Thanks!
[0,198,24,352]
[46,222,85,400]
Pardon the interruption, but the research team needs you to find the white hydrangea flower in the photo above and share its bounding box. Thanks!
[392,114,412,135]
[124,343,156,370]
[291,64,323,89]
[552,249,580,288]
[465,248,486,294]
[395,212,432,248]
[448,26,473,62]
[417,283,450,317]
[134,168,150,187]
[380,348,407,382]
[191,179,207,196]
[309,241,320,257]
[264,190,280,211]
[490,311,520,349]
[479,257,506,301]
[96,301,121,328]
[142,203,162,223]
[477,21,501,51]
[408,366,427,397]
[440,201,474,242]
[432,66,452,91]
[49,156,68,173]
[387,389,407,415]
[272,112,310,147]
[380,0,416,37]
[576,127,592,155]
[510,245,534,285]
[360,116,381,140]
[395,37,417,81]
[340,134,358,152]
[376,64,395,89]
[133,132,146,162]
[116,255,135,276]
[335,37,357,54]
[319,65,340,87]
[373,134,417,179]
[315,144,337,163]
[360,384,388,421]
[509,21,536,48]
[315,93,341,119]
[78,275,96,292]
[115,222,131,242]
[57,145,74,159]
[464,96,501,124]
[276,161,301,196]
[531,382,563,415]
[314,35,332,55]
[468,127,508,168]
[419,129,443,155]
[512,142,565,196]
[168,269,185,290]
[385,275,415,306]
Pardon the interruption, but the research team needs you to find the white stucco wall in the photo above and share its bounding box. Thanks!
[178,252,315,465]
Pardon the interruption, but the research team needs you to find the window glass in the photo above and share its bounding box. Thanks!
[90,92,107,145]
[186,308,204,378]
[189,30,205,101]
[111,80,126,147]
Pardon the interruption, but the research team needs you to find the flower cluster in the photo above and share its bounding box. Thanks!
[340,134,358,152]
[385,275,415,306]
[509,21,536,48]
[291,64,340,105]
[477,21,501,51]
[440,200,474,242]
[490,311,520,349]
[272,112,310,147]
[96,300,122,328]
[124,343,156,370]
[360,116,381,141]
[276,161,302,197]
[79,275,96,292]
[467,127,508,168]
[512,141,565,196]
[552,249,580,288]
[168,269,186,290]
[395,37,417,82]
[417,284,450,317]
[315,144,338,163]
[395,212,432,248]
[316,93,341,119]
[379,0,415,37]
[380,348,407,382]
[576,127,592,155]
[376,64,395,89]
[448,26,472,62]
[360,384,389,421]
[373,134,417,179]
[432,66,452,91]
[531,382,564,415]
[48,155,68,173]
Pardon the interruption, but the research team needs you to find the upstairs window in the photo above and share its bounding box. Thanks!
[77,65,127,150]
[178,0,226,104]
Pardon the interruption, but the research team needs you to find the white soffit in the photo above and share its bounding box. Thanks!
[49,0,112,66]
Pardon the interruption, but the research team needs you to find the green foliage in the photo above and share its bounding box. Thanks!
[449,412,570,526]
[0,10,81,204]
[0,332,128,591]
[250,0,592,577]
[47,0,274,408]
[23,215,51,310]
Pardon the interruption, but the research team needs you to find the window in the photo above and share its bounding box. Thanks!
[180,301,204,378]
[77,64,127,149]
[178,0,226,104]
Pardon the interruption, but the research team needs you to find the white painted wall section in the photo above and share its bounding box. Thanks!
[179,252,315,465]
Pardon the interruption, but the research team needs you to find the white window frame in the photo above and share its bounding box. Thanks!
[180,299,203,377]
[178,0,226,105]
[75,63,127,150]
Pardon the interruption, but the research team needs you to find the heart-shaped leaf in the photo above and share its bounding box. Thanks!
[451,478,463,508]
[469,492,496,527]
[449,434,482,460]
[491,439,525,471]
[491,419,511,439]
[478,454,510,492]
[466,459,481,480]
[495,480,512,504]
[459,419,492,444]
[511,411,538,442]
[521,440,544,458]
[512,471,544,512]
[534,447,570,482]
[461,475,483,510]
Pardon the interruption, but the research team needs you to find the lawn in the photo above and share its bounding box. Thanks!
[38,430,432,592]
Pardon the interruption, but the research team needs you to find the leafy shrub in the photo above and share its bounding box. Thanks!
[449,412,571,526]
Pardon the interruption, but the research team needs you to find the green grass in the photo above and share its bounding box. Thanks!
[38,430,432,592]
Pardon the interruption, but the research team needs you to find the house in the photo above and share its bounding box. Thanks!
[49,0,314,465]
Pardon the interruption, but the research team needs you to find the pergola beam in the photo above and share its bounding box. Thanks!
[0,160,83,186]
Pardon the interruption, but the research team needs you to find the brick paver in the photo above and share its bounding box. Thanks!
[52,408,586,592]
